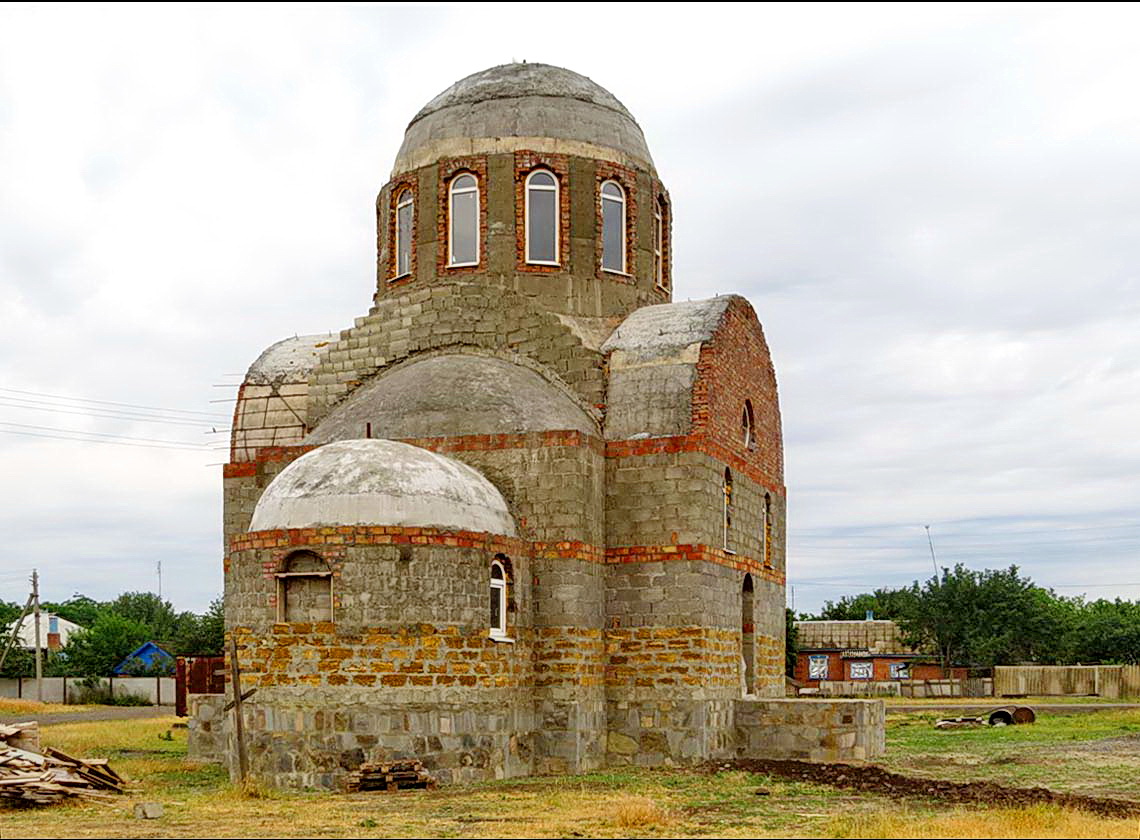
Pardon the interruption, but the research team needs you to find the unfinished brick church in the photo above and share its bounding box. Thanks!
[222,62,804,789]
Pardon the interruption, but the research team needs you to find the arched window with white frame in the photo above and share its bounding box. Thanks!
[395,188,414,278]
[489,556,508,638]
[526,169,559,265]
[448,172,479,267]
[600,180,626,273]
[742,400,756,451]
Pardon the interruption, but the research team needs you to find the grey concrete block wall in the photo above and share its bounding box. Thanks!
[735,698,886,762]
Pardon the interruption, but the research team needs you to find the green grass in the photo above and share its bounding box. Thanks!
[6,708,1140,837]
[883,708,1140,798]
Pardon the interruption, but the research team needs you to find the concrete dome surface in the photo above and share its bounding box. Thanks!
[305,354,597,444]
[249,439,516,535]
[393,62,654,176]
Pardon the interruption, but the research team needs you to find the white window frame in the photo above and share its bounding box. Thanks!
[394,188,414,279]
[653,198,666,290]
[525,169,560,266]
[489,558,508,639]
[448,172,480,268]
[600,179,627,275]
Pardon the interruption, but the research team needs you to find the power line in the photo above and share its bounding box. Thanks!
[0,427,212,452]
[0,397,227,428]
[0,387,229,419]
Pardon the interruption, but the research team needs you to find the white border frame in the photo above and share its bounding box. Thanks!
[600,179,626,274]
[448,172,480,268]
[489,558,508,638]
[653,196,667,290]
[394,188,414,279]
[525,169,560,266]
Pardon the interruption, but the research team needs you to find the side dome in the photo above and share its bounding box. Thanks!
[393,62,654,176]
[249,439,516,536]
[304,355,597,444]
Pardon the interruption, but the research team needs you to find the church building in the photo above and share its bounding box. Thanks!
[222,63,794,789]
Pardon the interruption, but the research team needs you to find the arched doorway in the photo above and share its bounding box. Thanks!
[742,573,755,695]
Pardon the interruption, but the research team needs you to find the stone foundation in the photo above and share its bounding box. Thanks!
[186,694,227,764]
[735,698,885,762]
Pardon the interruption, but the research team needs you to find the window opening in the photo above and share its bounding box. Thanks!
[722,468,734,553]
[742,400,756,450]
[742,574,755,695]
[489,557,508,638]
[654,197,667,290]
[763,493,773,567]
[395,188,414,278]
[526,169,559,265]
[601,180,626,273]
[276,551,333,623]
[448,172,479,267]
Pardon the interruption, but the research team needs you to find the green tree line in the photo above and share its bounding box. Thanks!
[799,564,1140,671]
[0,592,223,678]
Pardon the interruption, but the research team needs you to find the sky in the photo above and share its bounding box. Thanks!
[1,3,1138,616]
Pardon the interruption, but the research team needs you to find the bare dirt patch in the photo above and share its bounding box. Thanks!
[719,759,1140,818]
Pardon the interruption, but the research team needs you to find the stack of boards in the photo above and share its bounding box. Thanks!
[0,722,125,805]
[343,759,437,793]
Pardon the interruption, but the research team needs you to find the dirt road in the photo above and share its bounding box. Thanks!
[0,705,176,726]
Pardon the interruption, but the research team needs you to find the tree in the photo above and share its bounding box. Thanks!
[785,607,798,677]
[170,597,224,656]
[41,594,104,629]
[897,564,1063,670]
[105,592,181,642]
[1062,599,1140,664]
[816,587,920,622]
[63,613,151,677]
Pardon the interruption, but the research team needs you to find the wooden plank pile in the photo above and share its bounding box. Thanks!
[344,759,437,793]
[0,722,125,805]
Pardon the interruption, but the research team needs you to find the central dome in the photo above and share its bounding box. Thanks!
[392,62,654,176]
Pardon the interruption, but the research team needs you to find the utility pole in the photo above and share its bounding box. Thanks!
[32,570,42,702]
[924,525,939,579]
[157,560,162,601]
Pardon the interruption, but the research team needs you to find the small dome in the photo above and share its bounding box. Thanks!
[393,63,654,176]
[249,439,516,536]
[305,355,597,444]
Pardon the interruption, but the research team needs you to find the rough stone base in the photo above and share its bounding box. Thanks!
[734,698,885,762]
[186,693,227,764]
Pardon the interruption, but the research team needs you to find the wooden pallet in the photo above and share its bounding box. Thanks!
[344,760,438,792]
[0,723,125,805]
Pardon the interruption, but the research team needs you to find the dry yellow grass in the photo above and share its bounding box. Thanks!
[608,793,674,829]
[0,697,97,716]
[828,804,1140,838]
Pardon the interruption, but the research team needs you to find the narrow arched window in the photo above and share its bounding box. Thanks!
[489,557,508,638]
[448,172,479,267]
[276,551,333,623]
[763,493,773,567]
[526,169,559,265]
[742,400,756,450]
[601,180,626,273]
[395,188,414,278]
[723,468,734,553]
[653,197,667,290]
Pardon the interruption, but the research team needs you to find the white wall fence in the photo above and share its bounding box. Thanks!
[0,676,175,705]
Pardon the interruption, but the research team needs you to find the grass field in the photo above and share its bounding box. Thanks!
[3,704,1140,838]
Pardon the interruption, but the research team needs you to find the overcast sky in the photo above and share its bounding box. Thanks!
[1,4,1138,616]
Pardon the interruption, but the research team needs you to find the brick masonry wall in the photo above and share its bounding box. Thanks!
[373,151,668,319]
